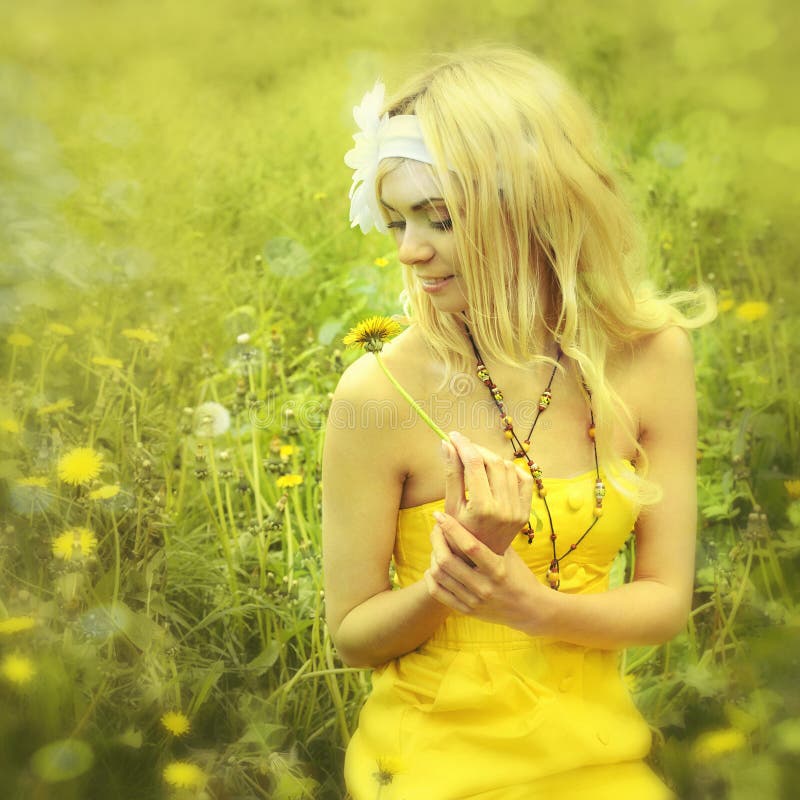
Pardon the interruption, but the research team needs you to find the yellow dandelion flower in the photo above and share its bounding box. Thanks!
[121,327,158,343]
[163,761,206,789]
[374,257,390,267]
[88,484,120,500]
[0,617,37,635]
[160,711,191,737]
[48,323,75,336]
[735,301,770,322]
[276,474,303,488]
[16,476,48,488]
[785,480,800,499]
[279,445,295,460]
[57,447,103,486]
[37,398,74,416]
[52,527,98,561]
[313,191,328,201]
[0,417,20,433]
[7,332,33,347]
[717,298,735,313]
[1,653,36,685]
[342,316,402,354]
[691,727,747,763]
[92,356,123,369]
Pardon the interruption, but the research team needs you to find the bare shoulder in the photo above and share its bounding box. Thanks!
[628,326,696,439]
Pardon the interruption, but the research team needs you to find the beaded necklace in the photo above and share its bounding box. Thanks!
[462,323,605,590]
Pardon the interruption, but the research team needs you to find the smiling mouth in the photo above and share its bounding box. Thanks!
[420,275,455,285]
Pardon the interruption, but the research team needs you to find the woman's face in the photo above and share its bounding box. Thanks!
[379,159,468,314]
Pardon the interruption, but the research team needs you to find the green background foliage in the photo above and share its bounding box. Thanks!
[0,1,798,798]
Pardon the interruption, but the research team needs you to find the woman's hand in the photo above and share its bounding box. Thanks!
[442,430,534,555]
[423,511,552,633]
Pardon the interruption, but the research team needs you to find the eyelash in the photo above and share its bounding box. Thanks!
[387,219,453,231]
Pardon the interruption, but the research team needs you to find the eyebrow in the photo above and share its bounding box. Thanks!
[379,196,446,212]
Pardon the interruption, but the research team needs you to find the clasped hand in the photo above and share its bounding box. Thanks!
[422,431,550,628]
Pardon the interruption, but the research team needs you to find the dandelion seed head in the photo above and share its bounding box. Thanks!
[193,402,231,437]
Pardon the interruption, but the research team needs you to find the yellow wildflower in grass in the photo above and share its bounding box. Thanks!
[784,480,800,499]
[52,527,98,561]
[1,417,20,433]
[343,315,402,353]
[163,761,206,789]
[279,445,295,460]
[276,474,303,488]
[37,398,74,416]
[7,332,33,347]
[160,711,191,737]
[88,484,120,500]
[0,617,37,635]
[121,327,158,343]
[48,323,75,336]
[374,257,390,267]
[717,298,735,313]
[735,301,770,322]
[16,476,48,488]
[1,653,36,686]
[57,447,103,486]
[691,727,747,763]
[91,356,123,369]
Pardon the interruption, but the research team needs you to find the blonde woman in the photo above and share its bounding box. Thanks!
[323,44,714,799]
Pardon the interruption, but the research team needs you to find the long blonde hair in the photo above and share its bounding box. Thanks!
[374,43,716,505]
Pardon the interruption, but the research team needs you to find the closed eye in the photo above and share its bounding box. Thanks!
[387,219,453,231]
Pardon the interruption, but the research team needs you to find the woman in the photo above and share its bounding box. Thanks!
[323,44,714,799]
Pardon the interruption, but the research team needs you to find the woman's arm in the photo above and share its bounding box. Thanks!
[426,326,698,649]
[322,354,450,669]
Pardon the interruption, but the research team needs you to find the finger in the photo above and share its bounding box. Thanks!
[448,432,493,508]
[433,510,498,569]
[441,438,465,518]
[424,569,474,614]
[430,524,484,585]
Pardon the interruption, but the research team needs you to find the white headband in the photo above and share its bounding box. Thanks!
[344,80,450,235]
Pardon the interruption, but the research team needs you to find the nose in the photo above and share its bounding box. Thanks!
[396,225,435,267]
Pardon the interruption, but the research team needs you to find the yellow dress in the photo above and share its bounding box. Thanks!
[344,460,676,799]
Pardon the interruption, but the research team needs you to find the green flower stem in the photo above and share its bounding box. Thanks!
[373,353,449,441]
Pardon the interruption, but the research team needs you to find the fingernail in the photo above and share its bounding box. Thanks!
[441,440,451,461]
[449,431,459,439]
[432,511,446,523]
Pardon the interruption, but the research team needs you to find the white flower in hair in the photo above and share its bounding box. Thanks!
[344,80,390,235]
